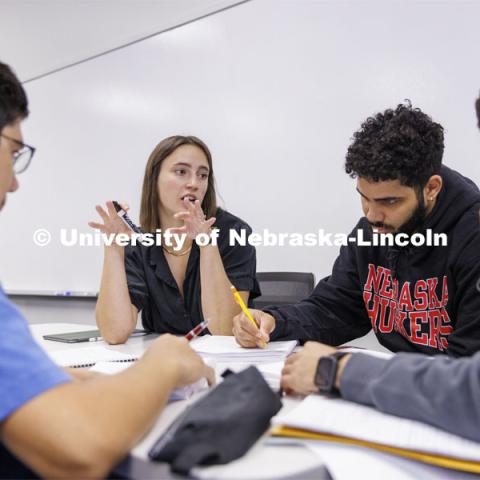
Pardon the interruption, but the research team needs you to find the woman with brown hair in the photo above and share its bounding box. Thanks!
[90,136,260,344]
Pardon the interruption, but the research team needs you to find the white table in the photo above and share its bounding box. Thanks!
[30,323,329,480]
[31,323,474,480]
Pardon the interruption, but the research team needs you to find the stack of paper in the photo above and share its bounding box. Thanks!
[190,335,297,363]
[256,361,285,391]
[305,441,472,480]
[90,361,208,401]
[272,395,480,473]
[48,346,138,368]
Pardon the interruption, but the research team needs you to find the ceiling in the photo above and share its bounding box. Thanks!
[0,0,246,82]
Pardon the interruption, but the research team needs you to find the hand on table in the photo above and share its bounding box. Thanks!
[281,342,340,395]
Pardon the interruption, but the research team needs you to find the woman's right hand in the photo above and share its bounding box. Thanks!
[88,201,132,240]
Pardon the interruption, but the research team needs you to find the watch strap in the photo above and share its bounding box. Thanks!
[314,351,349,395]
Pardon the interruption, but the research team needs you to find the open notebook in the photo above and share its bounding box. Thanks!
[272,395,480,473]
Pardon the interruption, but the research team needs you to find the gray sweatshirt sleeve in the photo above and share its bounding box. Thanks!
[339,352,480,443]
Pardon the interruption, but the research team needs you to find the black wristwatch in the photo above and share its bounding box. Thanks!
[314,352,349,395]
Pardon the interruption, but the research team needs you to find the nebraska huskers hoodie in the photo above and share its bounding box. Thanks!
[267,165,480,356]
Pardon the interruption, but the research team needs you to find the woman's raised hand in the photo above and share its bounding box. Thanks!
[88,201,132,238]
[170,198,216,240]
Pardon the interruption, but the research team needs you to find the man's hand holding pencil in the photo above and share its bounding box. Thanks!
[231,295,276,349]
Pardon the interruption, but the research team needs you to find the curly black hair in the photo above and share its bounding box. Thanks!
[0,62,29,132]
[345,102,444,188]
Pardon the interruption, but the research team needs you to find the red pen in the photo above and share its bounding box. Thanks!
[185,319,209,341]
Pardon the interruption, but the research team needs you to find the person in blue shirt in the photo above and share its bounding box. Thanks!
[0,61,214,479]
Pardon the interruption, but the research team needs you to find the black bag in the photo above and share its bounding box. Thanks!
[149,366,282,475]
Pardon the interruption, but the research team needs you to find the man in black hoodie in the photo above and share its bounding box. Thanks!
[233,102,480,358]
[277,95,480,444]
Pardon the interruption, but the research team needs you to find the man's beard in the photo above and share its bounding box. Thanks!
[397,195,428,235]
[369,195,428,236]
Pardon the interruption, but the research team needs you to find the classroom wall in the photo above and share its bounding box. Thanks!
[3,0,480,354]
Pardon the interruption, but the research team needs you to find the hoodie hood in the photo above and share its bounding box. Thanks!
[424,165,480,234]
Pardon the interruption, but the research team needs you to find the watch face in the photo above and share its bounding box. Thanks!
[315,356,336,392]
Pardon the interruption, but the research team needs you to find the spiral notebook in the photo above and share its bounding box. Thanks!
[48,346,138,368]
[49,347,211,401]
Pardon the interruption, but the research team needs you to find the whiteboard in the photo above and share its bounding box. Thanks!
[1,0,480,293]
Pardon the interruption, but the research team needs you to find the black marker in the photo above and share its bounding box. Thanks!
[112,201,144,234]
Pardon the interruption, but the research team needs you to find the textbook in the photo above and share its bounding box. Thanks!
[272,395,480,473]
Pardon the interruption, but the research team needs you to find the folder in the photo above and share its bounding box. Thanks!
[271,395,480,473]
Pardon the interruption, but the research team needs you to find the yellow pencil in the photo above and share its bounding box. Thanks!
[230,285,266,347]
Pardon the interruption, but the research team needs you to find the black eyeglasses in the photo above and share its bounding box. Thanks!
[0,133,36,174]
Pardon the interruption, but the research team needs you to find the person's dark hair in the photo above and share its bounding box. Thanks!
[0,62,29,132]
[475,93,480,129]
[140,135,218,232]
[345,101,444,189]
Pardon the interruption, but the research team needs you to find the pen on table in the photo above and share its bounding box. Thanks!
[230,285,266,348]
[88,336,103,342]
[185,319,210,341]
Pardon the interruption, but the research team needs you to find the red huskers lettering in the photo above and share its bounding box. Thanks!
[363,264,451,351]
